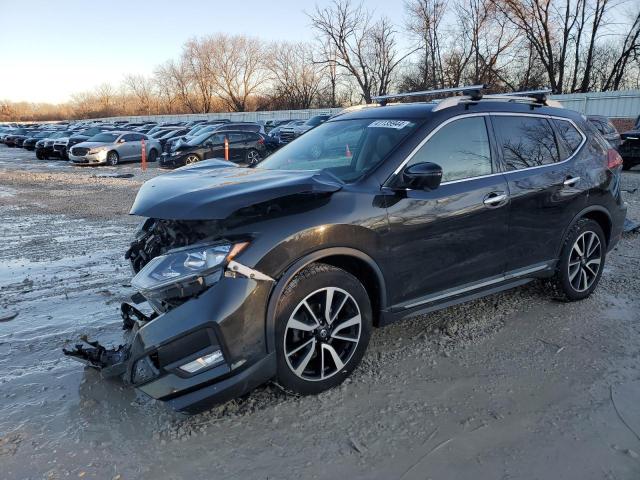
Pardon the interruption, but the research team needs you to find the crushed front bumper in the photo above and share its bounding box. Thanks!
[64,271,276,413]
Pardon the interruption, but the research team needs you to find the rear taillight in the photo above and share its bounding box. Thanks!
[257,137,264,144]
[607,149,623,169]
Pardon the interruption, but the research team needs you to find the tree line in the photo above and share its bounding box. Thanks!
[3,0,640,121]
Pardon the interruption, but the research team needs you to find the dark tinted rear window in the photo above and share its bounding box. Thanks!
[493,116,559,170]
[554,119,584,157]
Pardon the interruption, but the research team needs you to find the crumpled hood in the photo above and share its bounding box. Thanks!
[130,159,343,220]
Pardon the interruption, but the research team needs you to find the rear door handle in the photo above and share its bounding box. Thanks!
[483,192,508,207]
[563,176,580,187]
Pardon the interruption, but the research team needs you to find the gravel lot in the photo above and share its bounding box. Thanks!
[1,145,639,480]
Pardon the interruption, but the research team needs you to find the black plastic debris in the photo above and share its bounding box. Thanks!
[63,336,129,377]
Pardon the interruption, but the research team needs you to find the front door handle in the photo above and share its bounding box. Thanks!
[563,176,580,187]
[483,192,508,207]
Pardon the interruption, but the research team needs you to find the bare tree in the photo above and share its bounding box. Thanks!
[309,0,411,103]
[404,0,447,89]
[124,74,156,114]
[602,11,640,90]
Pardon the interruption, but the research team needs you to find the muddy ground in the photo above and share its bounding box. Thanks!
[1,145,639,480]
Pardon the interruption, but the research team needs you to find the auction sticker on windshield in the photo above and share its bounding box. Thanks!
[368,120,412,129]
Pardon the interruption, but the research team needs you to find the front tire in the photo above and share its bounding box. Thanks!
[275,263,372,395]
[185,154,200,165]
[553,218,606,301]
[106,151,119,166]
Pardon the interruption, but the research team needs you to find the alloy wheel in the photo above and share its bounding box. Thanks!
[185,155,199,165]
[247,149,260,166]
[284,287,362,381]
[107,152,118,166]
[568,230,602,292]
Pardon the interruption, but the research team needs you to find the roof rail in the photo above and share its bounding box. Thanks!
[485,89,553,103]
[372,84,487,105]
[433,88,561,111]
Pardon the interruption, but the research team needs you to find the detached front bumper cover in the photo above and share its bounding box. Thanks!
[62,260,276,411]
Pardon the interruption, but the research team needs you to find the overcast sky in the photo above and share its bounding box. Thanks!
[0,0,408,104]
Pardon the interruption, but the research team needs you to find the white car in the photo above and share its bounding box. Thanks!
[69,131,161,166]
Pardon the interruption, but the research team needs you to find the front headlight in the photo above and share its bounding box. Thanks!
[171,150,182,156]
[131,242,247,296]
[88,147,104,155]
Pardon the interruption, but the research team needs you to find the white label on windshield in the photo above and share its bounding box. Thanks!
[368,120,411,129]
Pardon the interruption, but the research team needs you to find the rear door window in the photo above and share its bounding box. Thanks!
[407,116,493,182]
[493,116,559,170]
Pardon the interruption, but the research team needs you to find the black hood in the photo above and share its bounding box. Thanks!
[130,160,343,220]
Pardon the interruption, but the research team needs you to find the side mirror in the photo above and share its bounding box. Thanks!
[118,138,126,143]
[399,162,443,190]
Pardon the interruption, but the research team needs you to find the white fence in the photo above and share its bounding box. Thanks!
[550,90,640,118]
[97,108,344,124]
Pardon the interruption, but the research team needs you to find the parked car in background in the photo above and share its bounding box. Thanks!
[66,127,114,151]
[36,131,71,159]
[163,121,230,152]
[52,131,78,160]
[69,131,161,166]
[279,115,331,144]
[159,130,266,168]
[23,130,55,150]
[587,115,621,150]
[3,128,31,147]
[619,128,640,170]
[154,128,191,150]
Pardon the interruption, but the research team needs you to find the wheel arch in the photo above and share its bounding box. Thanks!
[264,247,387,353]
[558,205,612,256]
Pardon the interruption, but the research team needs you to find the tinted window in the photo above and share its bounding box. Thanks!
[493,116,559,171]
[122,134,138,142]
[554,119,584,159]
[89,133,119,143]
[407,117,492,182]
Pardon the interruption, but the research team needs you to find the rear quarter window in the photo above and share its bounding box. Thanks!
[554,119,585,159]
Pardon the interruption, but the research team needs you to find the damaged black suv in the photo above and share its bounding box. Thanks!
[65,87,627,413]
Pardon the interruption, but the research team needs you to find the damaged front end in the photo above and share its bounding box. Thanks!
[62,162,340,412]
[62,215,280,412]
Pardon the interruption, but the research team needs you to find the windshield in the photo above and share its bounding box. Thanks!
[88,133,119,143]
[35,131,53,138]
[81,127,104,137]
[305,116,328,127]
[257,118,420,182]
[186,132,214,146]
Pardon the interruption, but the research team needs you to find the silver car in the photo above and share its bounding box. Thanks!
[68,131,161,166]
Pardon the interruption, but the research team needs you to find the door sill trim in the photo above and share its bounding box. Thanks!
[399,262,553,310]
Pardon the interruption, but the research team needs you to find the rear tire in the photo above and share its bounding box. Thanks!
[36,151,44,160]
[148,149,158,163]
[275,263,372,395]
[553,218,606,301]
[245,148,260,166]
